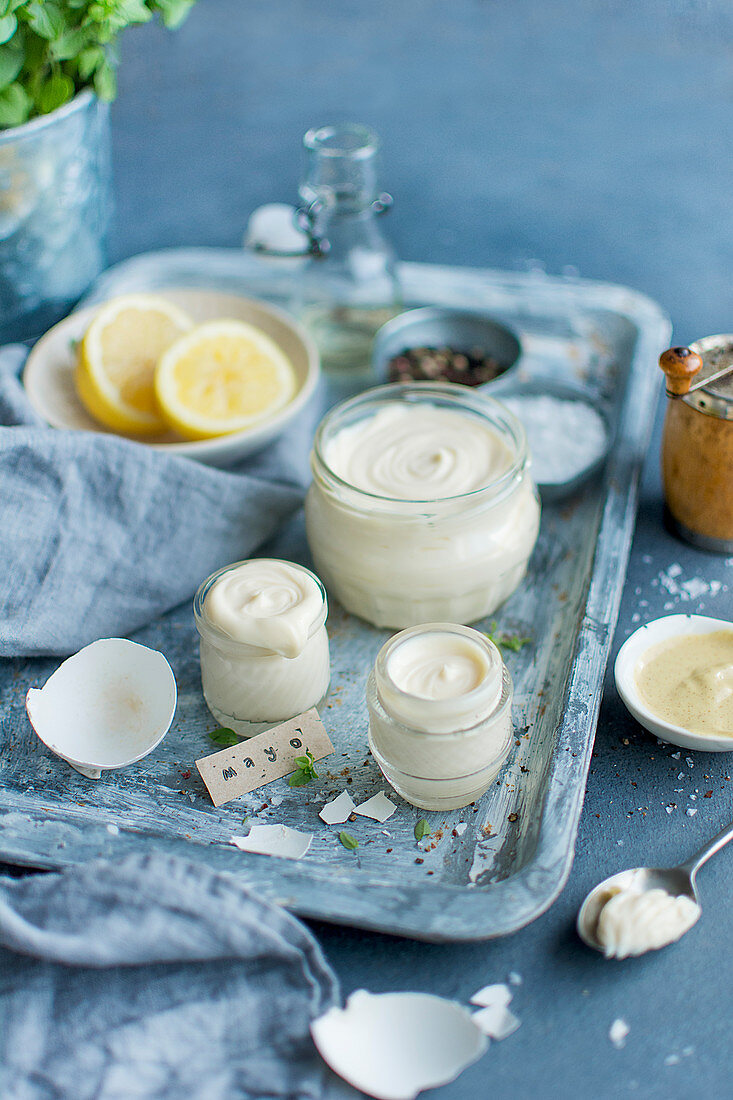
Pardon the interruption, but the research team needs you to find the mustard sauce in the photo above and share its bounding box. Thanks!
[635,630,733,736]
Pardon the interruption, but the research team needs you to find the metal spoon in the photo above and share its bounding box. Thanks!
[577,818,733,953]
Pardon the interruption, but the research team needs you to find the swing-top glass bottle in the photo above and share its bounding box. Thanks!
[293,123,400,373]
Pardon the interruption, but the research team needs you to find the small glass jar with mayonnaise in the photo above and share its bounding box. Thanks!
[194,559,330,734]
[366,623,513,810]
[305,383,540,629]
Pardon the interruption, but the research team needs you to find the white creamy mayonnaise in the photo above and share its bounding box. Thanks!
[306,392,541,629]
[195,559,330,731]
[367,624,513,810]
[323,404,514,499]
[204,559,324,659]
[595,876,701,959]
[389,631,490,697]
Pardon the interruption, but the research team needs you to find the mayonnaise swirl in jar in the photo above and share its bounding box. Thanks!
[367,624,513,810]
[305,384,540,629]
[194,559,330,733]
[324,403,514,499]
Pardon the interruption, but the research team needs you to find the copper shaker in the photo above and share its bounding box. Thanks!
[659,337,733,552]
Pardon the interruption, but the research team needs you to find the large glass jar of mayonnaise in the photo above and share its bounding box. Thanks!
[366,623,513,810]
[305,383,540,628]
[194,559,330,734]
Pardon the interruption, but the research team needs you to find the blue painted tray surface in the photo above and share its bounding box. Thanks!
[0,255,670,940]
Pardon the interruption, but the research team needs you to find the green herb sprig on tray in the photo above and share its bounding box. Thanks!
[0,0,197,129]
[414,818,430,842]
[209,727,238,748]
[485,621,532,653]
[339,831,358,851]
[288,750,319,787]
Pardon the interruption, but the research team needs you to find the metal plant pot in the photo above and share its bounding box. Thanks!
[0,90,111,344]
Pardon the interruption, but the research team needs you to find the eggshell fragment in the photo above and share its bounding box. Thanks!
[319,790,355,825]
[469,982,520,1041]
[470,983,512,1009]
[609,1018,630,1049]
[354,791,397,822]
[231,824,312,860]
[310,989,487,1100]
[472,1005,521,1041]
[25,638,177,777]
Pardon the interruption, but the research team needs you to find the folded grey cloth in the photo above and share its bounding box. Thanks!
[0,853,339,1100]
[0,346,318,658]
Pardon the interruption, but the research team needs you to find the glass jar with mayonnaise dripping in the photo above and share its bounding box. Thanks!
[194,559,330,734]
[367,623,513,810]
[305,383,540,629]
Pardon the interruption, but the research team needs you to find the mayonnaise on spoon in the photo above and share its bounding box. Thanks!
[577,818,733,957]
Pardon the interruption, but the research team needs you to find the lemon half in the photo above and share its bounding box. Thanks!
[76,294,193,435]
[154,320,297,440]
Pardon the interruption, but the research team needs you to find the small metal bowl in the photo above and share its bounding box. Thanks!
[372,306,522,386]
[496,377,613,502]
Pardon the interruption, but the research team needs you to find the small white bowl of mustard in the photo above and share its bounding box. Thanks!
[615,614,733,751]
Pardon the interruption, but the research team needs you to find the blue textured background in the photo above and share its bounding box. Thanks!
[107,1,733,1095]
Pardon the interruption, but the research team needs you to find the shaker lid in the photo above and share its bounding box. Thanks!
[686,334,733,419]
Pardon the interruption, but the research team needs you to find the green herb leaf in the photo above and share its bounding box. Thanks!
[155,0,195,29]
[339,831,358,850]
[77,44,104,80]
[209,727,238,747]
[0,13,17,43]
[0,80,30,126]
[485,621,532,653]
[93,58,116,100]
[287,749,319,787]
[0,40,24,90]
[51,26,92,61]
[25,1,66,40]
[36,70,74,114]
[117,0,153,25]
[414,818,430,841]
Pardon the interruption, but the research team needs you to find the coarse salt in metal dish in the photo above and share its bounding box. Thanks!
[499,378,612,501]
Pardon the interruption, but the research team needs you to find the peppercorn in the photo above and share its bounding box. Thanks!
[387,344,503,387]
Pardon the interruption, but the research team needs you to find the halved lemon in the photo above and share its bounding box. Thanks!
[154,320,297,440]
[75,294,193,435]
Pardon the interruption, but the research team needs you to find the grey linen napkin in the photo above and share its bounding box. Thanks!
[0,345,317,658]
[0,852,339,1100]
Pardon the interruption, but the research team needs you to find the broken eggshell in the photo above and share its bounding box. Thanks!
[231,824,313,860]
[310,989,488,1100]
[26,638,177,779]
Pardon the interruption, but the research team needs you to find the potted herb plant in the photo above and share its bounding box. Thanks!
[0,1,196,343]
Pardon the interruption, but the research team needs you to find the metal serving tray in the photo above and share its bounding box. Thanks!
[0,255,670,941]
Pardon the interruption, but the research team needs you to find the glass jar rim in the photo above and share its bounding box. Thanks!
[0,89,97,146]
[303,122,379,159]
[374,622,508,733]
[193,558,328,650]
[311,382,529,506]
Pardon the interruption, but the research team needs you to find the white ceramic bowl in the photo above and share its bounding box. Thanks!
[614,614,733,752]
[23,289,320,468]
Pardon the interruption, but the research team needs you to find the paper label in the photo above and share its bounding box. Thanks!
[195,709,334,807]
